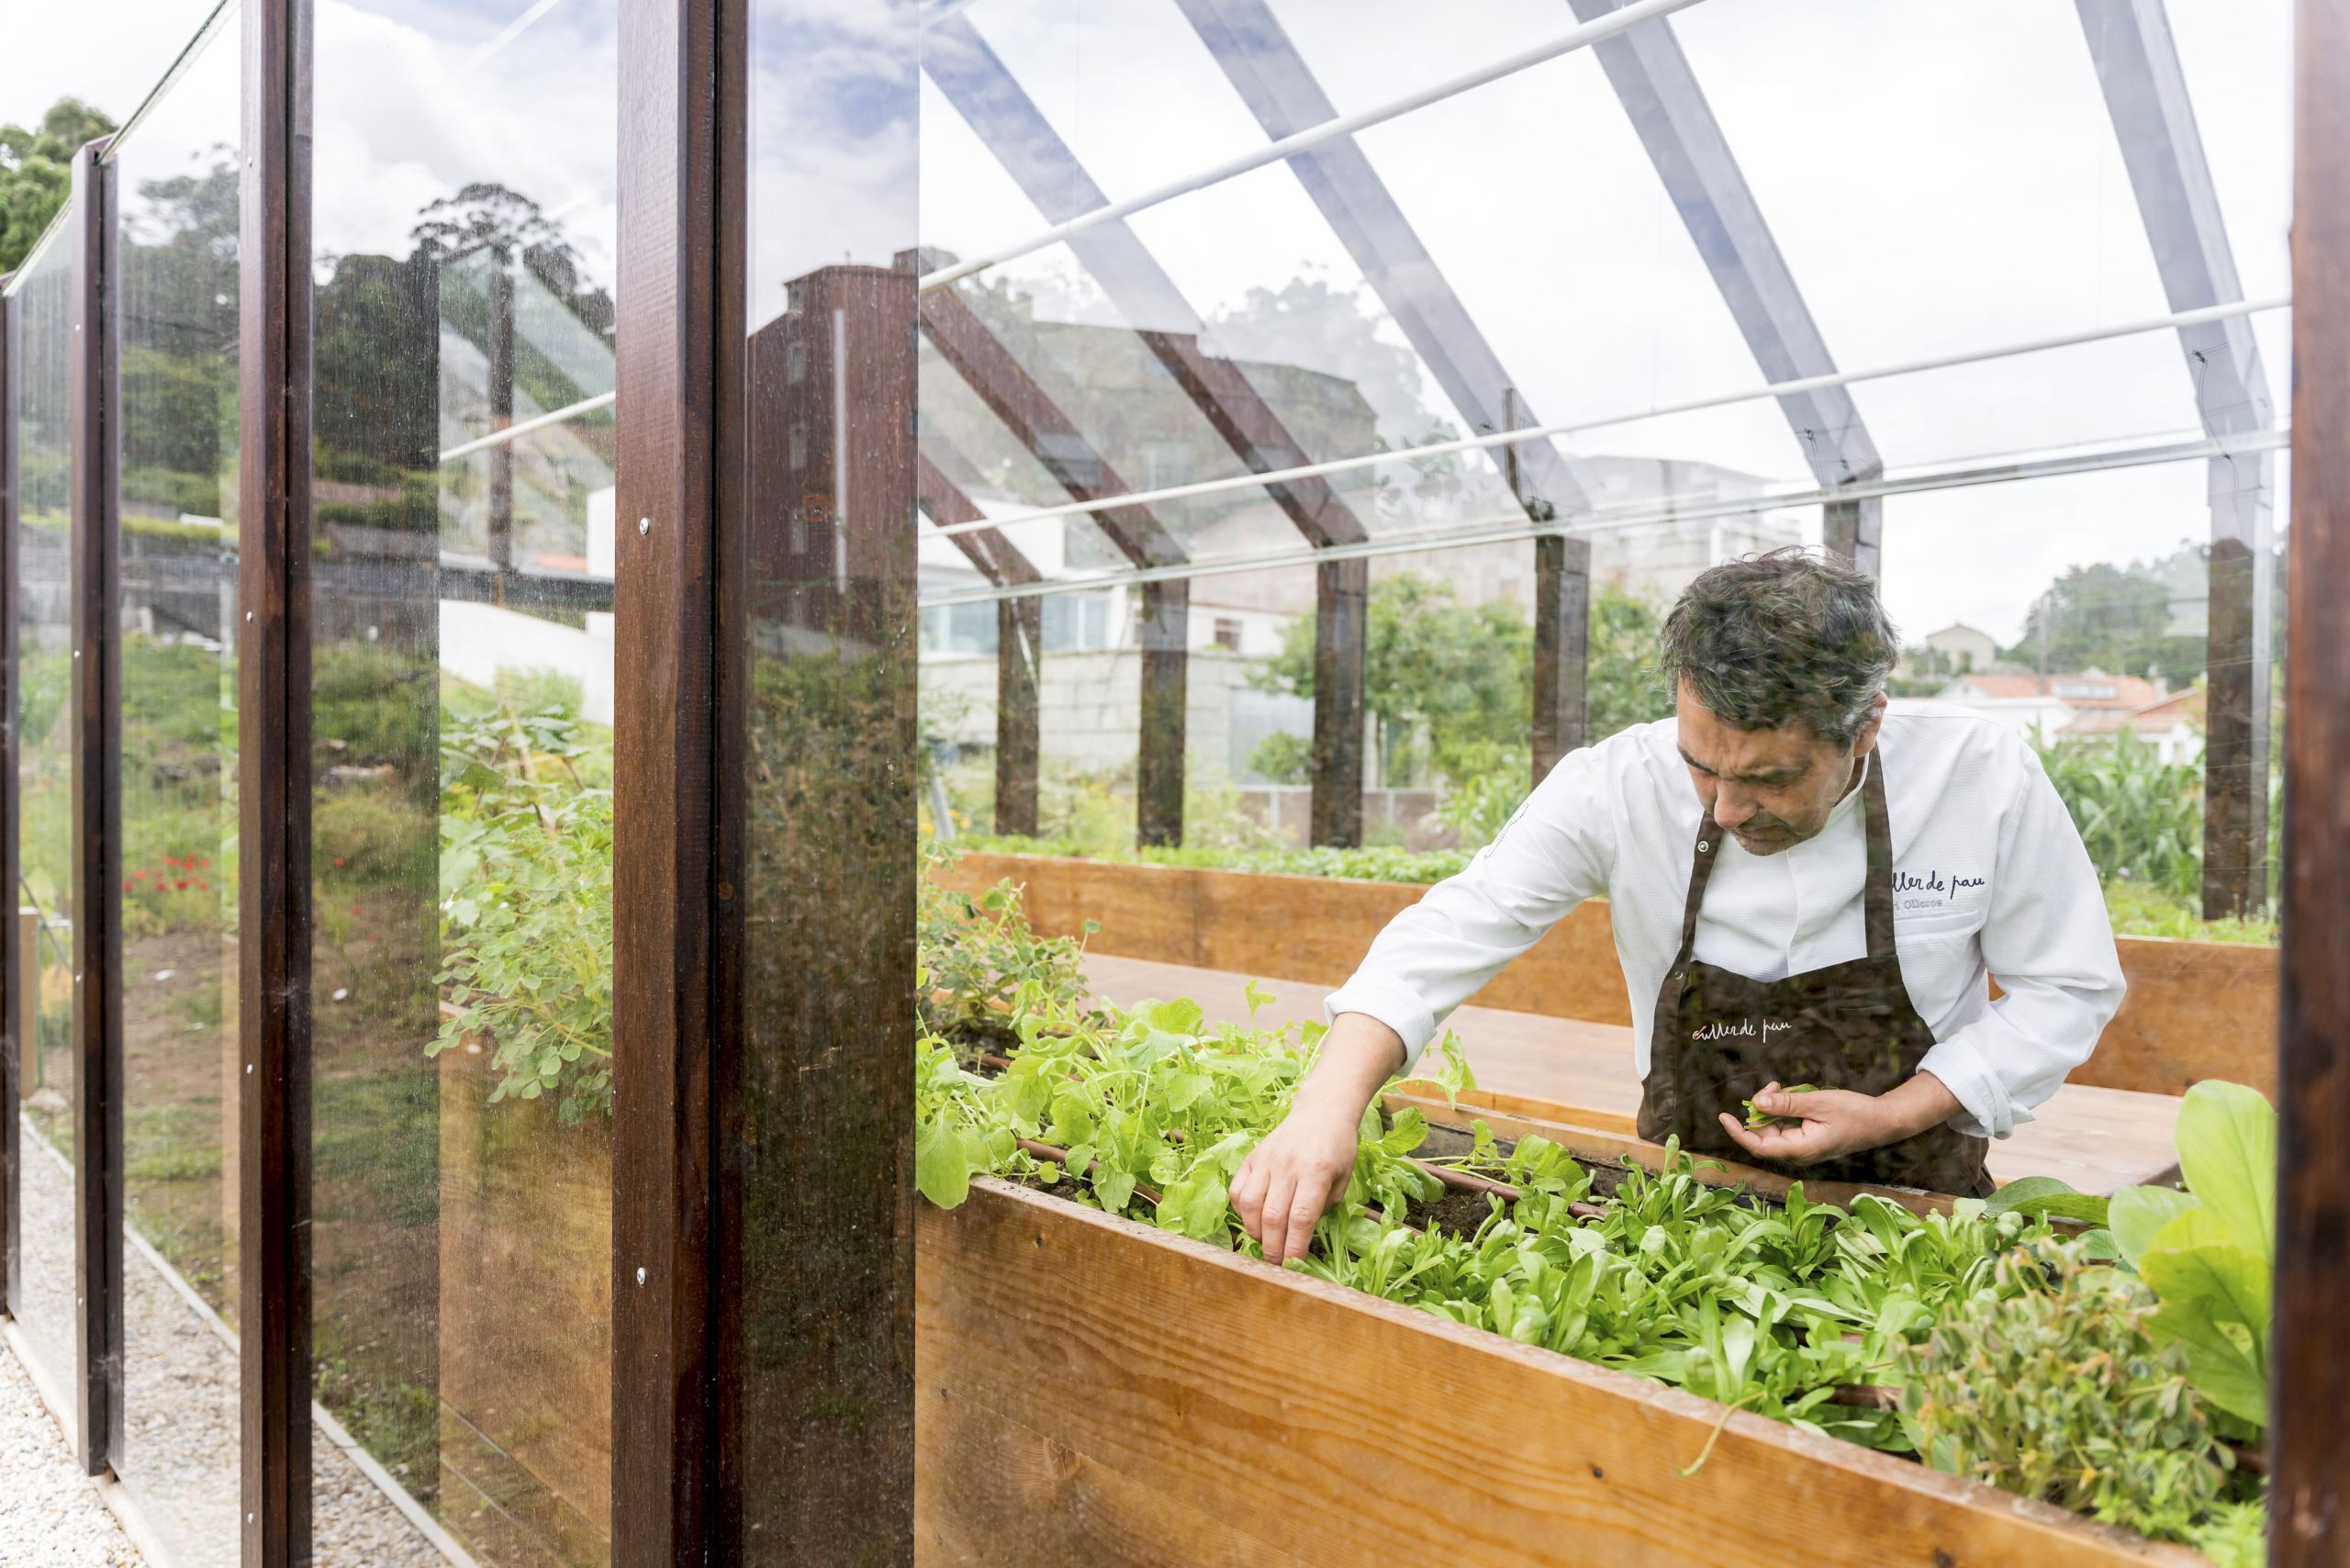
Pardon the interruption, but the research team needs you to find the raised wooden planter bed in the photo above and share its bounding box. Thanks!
[937,852,2277,1099]
[914,1177,2198,1567]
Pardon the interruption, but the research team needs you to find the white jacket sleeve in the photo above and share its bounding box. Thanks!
[1326,739,1619,1073]
[1917,749,2126,1137]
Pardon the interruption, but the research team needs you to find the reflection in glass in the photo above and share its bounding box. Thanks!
[732,1,919,1553]
[105,9,243,1555]
[309,0,619,1559]
[9,214,79,1439]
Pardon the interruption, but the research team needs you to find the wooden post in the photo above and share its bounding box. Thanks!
[1312,556,1366,846]
[1824,495,1882,579]
[914,446,1042,838]
[2203,468,2274,920]
[997,597,1041,837]
[610,0,719,1559]
[239,0,315,1557]
[67,133,123,1478]
[1532,534,1590,784]
[487,253,516,598]
[2272,1,2350,1556]
[912,280,1191,849]
[1137,579,1189,847]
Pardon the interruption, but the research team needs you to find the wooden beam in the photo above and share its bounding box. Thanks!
[2272,0,2350,1554]
[610,0,719,1558]
[0,274,18,1327]
[915,448,1041,836]
[66,133,122,1480]
[920,1180,2199,1567]
[238,0,314,1554]
[2075,0,2278,923]
[1137,579,1188,847]
[913,280,1191,846]
[996,598,1042,838]
[1822,495,1883,579]
[1533,533,1591,782]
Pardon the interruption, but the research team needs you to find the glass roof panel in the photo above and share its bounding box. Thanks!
[2168,0,2294,301]
[1673,0,2207,462]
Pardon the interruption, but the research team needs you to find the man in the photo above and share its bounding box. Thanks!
[1234,549,2125,1264]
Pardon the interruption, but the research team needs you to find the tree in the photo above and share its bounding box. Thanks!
[0,97,117,272]
[2007,548,2207,689]
[1250,573,1673,789]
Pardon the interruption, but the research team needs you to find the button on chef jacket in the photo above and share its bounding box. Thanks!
[1325,705,2126,1139]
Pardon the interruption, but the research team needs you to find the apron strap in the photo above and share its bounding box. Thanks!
[1861,751,1896,958]
[1673,810,1720,969]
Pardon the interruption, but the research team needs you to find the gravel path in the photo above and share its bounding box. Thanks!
[10,1118,456,1567]
[0,1333,143,1566]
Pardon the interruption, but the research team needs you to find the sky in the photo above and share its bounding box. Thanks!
[5,0,2299,650]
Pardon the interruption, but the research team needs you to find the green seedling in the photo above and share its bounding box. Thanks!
[1742,1084,1818,1129]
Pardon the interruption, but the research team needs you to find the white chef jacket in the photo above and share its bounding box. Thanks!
[1325,704,2125,1138]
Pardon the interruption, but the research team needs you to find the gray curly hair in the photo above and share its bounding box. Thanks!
[1658,548,1898,747]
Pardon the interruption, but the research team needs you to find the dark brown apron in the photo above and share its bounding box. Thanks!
[1636,756,1992,1197]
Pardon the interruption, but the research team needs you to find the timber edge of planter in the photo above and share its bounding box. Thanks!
[939,852,2277,1101]
[915,1178,2203,1568]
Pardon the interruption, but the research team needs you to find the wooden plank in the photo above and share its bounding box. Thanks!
[942,853,2277,1098]
[917,1380,1302,1567]
[610,0,718,1557]
[66,132,122,1480]
[919,1179,2199,1567]
[238,1,315,1555]
[2274,3,2350,1555]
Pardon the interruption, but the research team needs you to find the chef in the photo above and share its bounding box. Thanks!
[1233,548,2126,1263]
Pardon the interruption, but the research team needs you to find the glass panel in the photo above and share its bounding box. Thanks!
[104,8,242,1555]
[309,0,618,1558]
[733,0,919,1552]
[9,214,79,1439]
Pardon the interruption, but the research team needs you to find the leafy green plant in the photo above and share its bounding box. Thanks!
[1900,1237,2240,1549]
[2108,1081,2275,1430]
[1741,1084,1815,1129]
[431,695,614,1124]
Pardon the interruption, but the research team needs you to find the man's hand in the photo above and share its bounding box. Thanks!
[1716,1072,1961,1166]
[1230,1013,1404,1265]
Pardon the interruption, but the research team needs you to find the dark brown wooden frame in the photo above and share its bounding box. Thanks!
[67,134,123,1477]
[0,274,17,1332]
[610,0,721,1556]
[2273,0,2350,1553]
[238,0,314,1558]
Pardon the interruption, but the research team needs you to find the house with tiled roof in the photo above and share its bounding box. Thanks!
[1930,670,2202,763]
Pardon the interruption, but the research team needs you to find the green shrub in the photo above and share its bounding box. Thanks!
[1901,1237,2249,1551]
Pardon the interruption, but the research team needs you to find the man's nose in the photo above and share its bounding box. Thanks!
[1711,784,1757,829]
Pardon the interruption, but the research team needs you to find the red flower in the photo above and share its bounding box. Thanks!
[333,857,345,868]
[196,881,209,891]
[196,857,208,868]
[132,869,145,880]
[175,879,189,890]
[350,905,363,918]
[123,879,133,891]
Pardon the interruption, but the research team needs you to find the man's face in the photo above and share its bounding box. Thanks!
[1674,679,1881,856]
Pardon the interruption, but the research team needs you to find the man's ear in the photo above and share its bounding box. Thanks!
[1849,691,1889,758]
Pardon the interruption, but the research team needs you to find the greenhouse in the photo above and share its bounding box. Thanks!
[0,0,2344,1563]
